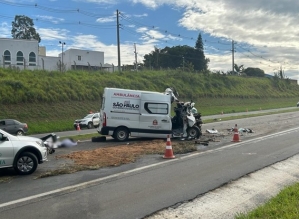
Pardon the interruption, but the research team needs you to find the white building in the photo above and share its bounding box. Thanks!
[0,38,39,70]
[0,38,116,72]
[62,48,105,71]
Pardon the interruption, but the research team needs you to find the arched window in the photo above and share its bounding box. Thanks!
[29,52,36,66]
[16,51,24,65]
[4,50,11,65]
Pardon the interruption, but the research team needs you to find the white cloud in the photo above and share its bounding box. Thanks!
[96,16,115,23]
[131,0,299,80]
[130,0,187,9]
[133,13,148,17]
[0,22,11,38]
[65,34,154,65]
[36,15,64,24]
[135,27,182,44]
[71,34,106,49]
[131,0,161,8]
[126,24,136,28]
[37,28,69,41]
[73,0,118,4]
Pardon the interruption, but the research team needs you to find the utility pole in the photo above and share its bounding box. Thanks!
[59,41,65,72]
[232,40,235,74]
[134,43,137,71]
[116,10,121,72]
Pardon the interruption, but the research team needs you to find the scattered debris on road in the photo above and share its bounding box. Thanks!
[228,127,254,133]
[35,139,197,178]
[206,129,219,134]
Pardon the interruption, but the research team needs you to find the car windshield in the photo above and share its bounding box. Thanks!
[84,114,94,119]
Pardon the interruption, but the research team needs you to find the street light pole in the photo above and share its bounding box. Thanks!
[59,41,66,72]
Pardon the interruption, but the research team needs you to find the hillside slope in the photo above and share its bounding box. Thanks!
[0,68,298,134]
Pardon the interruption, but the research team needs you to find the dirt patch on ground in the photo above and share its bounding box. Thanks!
[36,139,197,178]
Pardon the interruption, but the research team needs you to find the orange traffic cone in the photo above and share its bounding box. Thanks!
[76,123,81,131]
[163,135,175,159]
[231,124,241,142]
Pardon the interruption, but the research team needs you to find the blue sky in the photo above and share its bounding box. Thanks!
[0,0,299,82]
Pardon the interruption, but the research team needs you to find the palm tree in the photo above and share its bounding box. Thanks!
[234,64,244,75]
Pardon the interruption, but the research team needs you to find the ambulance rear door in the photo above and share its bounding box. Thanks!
[139,93,172,138]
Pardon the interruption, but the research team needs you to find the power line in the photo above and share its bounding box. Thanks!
[0,0,113,17]
[0,13,116,29]
[1,0,297,71]
[120,12,199,42]
[235,43,280,65]
[234,48,276,68]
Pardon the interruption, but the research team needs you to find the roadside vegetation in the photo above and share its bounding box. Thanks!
[1,68,298,134]
[235,183,299,218]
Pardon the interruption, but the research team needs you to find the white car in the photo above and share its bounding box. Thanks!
[0,129,48,175]
[73,113,100,129]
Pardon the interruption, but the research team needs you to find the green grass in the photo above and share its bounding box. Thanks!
[0,97,298,135]
[203,108,299,123]
[0,68,298,135]
[235,183,299,219]
[0,101,99,134]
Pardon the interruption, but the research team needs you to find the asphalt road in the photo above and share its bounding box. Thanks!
[1,109,299,219]
[1,126,299,218]
[30,106,298,138]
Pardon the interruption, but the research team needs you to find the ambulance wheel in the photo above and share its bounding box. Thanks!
[187,126,201,139]
[113,127,129,142]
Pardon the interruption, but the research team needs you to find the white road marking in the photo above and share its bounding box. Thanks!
[1,127,299,209]
[147,154,299,219]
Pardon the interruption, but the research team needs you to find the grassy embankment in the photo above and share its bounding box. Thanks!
[235,183,299,218]
[0,67,298,134]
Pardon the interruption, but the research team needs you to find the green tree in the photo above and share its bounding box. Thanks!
[194,33,209,71]
[234,64,244,74]
[184,61,194,72]
[244,67,265,77]
[11,15,41,43]
[143,33,209,72]
[143,47,161,69]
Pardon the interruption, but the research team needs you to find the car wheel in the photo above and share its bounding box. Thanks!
[113,127,129,142]
[187,126,201,139]
[16,130,24,136]
[14,152,38,175]
[87,122,93,129]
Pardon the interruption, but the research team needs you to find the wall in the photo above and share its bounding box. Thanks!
[0,38,116,72]
[0,38,39,70]
[38,56,61,71]
[63,49,104,71]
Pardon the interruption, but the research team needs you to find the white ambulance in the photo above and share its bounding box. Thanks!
[97,87,173,141]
